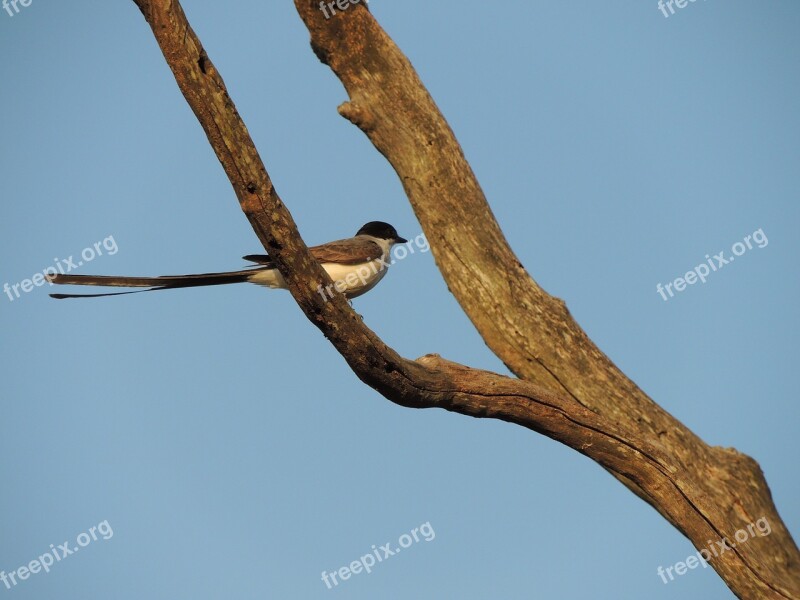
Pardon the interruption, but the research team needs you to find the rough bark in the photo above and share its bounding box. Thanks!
[129,1,799,597]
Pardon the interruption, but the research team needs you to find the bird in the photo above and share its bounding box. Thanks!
[47,221,407,300]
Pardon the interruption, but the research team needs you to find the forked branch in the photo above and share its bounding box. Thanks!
[129,1,799,597]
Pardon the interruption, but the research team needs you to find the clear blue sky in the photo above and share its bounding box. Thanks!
[2,1,798,598]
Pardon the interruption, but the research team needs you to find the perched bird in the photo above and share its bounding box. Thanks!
[47,221,407,300]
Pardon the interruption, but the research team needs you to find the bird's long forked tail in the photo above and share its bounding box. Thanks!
[46,269,258,299]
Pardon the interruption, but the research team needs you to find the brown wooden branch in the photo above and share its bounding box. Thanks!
[130,1,799,597]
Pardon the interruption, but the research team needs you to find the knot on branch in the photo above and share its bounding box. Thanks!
[339,101,376,132]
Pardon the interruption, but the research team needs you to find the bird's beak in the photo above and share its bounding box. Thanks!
[395,235,408,244]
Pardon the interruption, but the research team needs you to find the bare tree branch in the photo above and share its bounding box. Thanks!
[128,1,799,597]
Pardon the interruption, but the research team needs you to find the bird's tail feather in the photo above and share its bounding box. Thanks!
[47,269,258,300]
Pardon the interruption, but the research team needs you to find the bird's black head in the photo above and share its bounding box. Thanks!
[356,221,407,244]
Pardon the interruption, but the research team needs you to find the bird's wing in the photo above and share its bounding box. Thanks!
[244,238,383,266]
[309,238,383,264]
